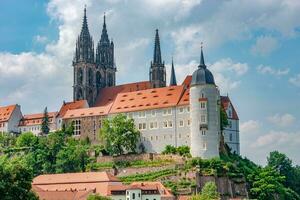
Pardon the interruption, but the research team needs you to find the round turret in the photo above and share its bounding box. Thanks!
[189,47,220,158]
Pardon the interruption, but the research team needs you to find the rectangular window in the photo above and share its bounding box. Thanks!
[202,130,206,135]
[138,123,147,130]
[200,102,206,109]
[187,119,191,126]
[187,106,190,112]
[229,120,232,128]
[163,108,172,115]
[178,134,181,138]
[203,142,207,150]
[163,121,168,128]
[151,110,156,116]
[230,133,233,141]
[128,113,133,119]
[150,121,158,129]
[179,120,184,127]
[73,120,81,135]
[156,136,158,140]
[138,111,146,118]
[179,107,184,113]
[201,115,206,123]
[168,120,173,128]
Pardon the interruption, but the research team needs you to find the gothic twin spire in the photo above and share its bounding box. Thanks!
[74,7,113,66]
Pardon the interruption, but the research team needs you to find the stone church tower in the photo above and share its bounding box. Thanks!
[73,8,116,106]
[149,29,166,88]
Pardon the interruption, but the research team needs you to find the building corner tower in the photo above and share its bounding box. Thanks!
[190,47,221,158]
[149,29,166,88]
[73,7,96,106]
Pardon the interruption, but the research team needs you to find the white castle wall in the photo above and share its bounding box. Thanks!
[190,84,220,158]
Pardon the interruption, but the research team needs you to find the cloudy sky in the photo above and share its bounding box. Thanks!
[0,0,300,165]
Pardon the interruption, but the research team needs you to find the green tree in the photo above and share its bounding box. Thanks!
[220,106,228,131]
[100,114,140,156]
[267,151,293,185]
[250,167,293,200]
[16,132,38,147]
[0,155,38,200]
[55,139,91,173]
[191,182,220,200]
[41,107,50,135]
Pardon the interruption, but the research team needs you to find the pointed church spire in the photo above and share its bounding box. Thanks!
[153,29,162,64]
[199,43,206,69]
[100,12,109,43]
[73,6,94,64]
[170,57,177,86]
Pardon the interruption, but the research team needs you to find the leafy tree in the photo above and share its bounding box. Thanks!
[250,167,296,200]
[16,132,38,147]
[0,132,16,148]
[267,151,293,186]
[41,107,50,135]
[191,182,220,200]
[100,114,140,156]
[220,106,228,131]
[55,139,91,173]
[0,155,38,200]
[87,194,111,200]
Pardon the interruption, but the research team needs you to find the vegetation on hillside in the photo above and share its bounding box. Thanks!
[162,145,191,157]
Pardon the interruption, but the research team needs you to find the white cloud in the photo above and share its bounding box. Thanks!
[240,120,260,133]
[289,74,300,87]
[252,130,300,148]
[251,36,279,56]
[257,64,290,76]
[210,58,248,76]
[267,113,295,127]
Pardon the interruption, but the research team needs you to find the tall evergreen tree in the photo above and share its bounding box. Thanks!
[41,107,50,135]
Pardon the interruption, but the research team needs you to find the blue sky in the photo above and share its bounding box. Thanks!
[0,0,300,165]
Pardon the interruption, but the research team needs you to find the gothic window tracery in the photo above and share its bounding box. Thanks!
[96,71,102,88]
[78,68,83,85]
[88,68,93,85]
[77,88,83,99]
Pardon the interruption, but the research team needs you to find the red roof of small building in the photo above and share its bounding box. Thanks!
[19,112,57,126]
[0,104,17,123]
[221,96,239,120]
[32,172,121,198]
[57,100,88,118]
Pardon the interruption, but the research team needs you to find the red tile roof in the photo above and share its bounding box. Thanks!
[221,96,239,120]
[33,172,120,185]
[32,185,94,200]
[32,172,121,198]
[0,104,17,123]
[110,85,185,114]
[57,100,88,118]
[94,81,151,107]
[63,104,111,119]
[19,112,57,126]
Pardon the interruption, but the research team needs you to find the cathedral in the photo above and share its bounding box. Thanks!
[73,7,116,106]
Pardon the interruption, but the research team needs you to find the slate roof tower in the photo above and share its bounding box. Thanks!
[149,29,166,88]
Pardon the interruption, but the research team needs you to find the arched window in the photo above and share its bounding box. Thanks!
[77,68,83,84]
[108,74,113,86]
[88,68,93,85]
[77,88,83,100]
[96,71,102,88]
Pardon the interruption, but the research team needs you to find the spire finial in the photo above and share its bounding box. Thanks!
[199,42,206,68]
[170,56,177,86]
[153,29,162,64]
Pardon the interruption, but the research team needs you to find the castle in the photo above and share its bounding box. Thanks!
[0,8,240,158]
